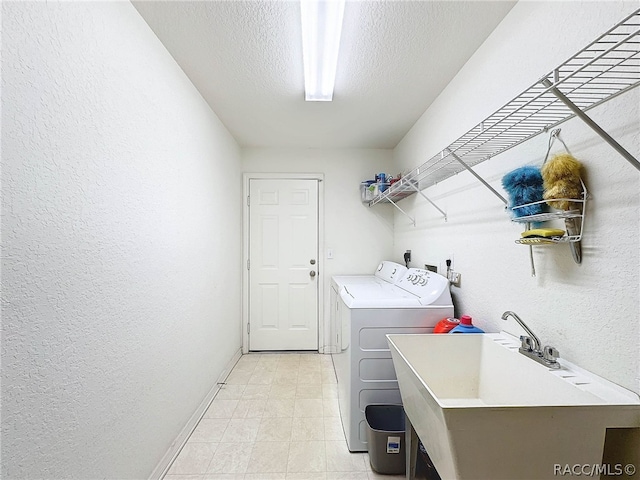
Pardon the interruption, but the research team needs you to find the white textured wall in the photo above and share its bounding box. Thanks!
[393,2,640,393]
[242,148,396,352]
[2,2,242,478]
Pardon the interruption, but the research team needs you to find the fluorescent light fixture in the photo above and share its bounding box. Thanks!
[300,0,346,101]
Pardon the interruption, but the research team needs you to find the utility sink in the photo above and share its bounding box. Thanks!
[387,333,640,480]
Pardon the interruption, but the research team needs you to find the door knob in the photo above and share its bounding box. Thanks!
[310,271,316,277]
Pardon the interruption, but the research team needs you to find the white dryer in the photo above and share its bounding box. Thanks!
[331,268,453,452]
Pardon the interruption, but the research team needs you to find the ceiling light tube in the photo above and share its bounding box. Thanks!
[300,0,345,101]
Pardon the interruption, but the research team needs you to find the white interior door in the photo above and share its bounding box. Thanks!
[248,178,319,351]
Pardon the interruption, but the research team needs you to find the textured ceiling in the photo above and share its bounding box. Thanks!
[133,1,516,148]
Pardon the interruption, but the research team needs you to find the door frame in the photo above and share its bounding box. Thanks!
[242,173,325,354]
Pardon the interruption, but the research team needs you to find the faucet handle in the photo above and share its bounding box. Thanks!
[543,346,559,362]
[519,335,535,352]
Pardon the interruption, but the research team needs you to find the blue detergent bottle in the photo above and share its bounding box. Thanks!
[450,315,484,334]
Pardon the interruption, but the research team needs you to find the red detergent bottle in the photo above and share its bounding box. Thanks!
[433,317,460,333]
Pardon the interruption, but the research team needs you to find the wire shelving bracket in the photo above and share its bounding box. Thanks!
[367,8,640,218]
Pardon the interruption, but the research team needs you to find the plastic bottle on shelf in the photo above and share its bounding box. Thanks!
[378,173,388,192]
[449,315,484,334]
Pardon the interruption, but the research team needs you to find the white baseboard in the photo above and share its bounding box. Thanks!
[148,348,243,480]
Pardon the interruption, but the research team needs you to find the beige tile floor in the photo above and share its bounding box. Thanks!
[164,353,406,480]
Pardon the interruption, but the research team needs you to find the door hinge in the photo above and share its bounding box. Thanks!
[247,323,250,334]
[247,195,250,206]
[247,259,250,270]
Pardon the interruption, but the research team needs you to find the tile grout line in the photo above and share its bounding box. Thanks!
[166,353,360,478]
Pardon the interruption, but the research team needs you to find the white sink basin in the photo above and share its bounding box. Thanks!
[387,333,640,480]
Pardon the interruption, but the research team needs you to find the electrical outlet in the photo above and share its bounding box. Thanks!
[450,272,462,287]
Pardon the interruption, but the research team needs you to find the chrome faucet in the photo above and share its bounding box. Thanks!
[501,311,561,369]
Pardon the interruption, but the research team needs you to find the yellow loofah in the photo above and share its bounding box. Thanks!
[541,154,583,210]
[541,154,582,181]
[543,184,583,210]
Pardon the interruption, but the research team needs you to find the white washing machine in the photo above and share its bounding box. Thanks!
[328,261,407,354]
[331,268,453,452]
[331,260,407,291]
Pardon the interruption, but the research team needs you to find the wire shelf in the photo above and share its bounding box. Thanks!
[368,178,418,205]
[369,9,640,207]
[516,236,580,245]
[510,181,588,246]
[511,209,582,223]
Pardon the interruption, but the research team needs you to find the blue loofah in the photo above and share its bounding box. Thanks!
[501,166,545,217]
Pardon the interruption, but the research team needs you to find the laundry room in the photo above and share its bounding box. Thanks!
[2,1,639,479]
